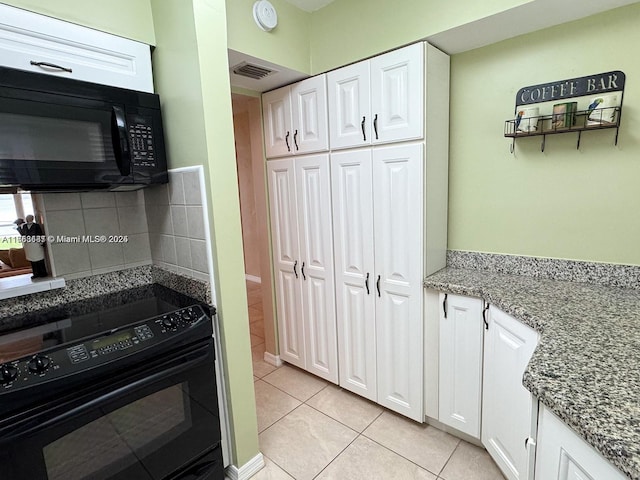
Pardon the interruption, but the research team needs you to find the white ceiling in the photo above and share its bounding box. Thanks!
[282,0,337,13]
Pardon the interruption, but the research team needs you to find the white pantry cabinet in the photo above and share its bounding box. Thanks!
[535,406,627,480]
[331,148,376,401]
[327,43,424,150]
[482,306,539,480]
[262,75,329,158]
[267,155,338,383]
[332,143,424,421]
[438,293,484,438]
[0,3,153,92]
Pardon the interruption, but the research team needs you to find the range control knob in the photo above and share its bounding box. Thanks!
[0,364,17,383]
[162,316,177,330]
[28,355,51,374]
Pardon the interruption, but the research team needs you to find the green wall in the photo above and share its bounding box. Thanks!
[5,0,259,467]
[448,4,640,265]
[1,0,155,44]
[225,0,311,74]
[151,0,259,466]
[308,0,529,73]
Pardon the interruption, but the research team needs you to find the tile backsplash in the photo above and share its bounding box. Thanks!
[41,190,151,279]
[145,168,210,282]
[38,168,210,283]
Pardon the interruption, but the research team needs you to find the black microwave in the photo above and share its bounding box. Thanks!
[0,66,168,192]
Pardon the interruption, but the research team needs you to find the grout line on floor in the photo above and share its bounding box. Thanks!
[310,432,362,480]
[360,433,445,478]
[437,438,462,477]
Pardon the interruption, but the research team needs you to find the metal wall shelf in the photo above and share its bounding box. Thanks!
[504,107,621,153]
[505,71,625,154]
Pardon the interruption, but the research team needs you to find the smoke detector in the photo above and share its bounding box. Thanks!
[253,0,278,32]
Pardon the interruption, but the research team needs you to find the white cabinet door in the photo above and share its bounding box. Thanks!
[295,154,338,383]
[482,306,539,480]
[263,86,293,158]
[266,159,304,368]
[535,406,627,480]
[373,143,424,421]
[0,3,153,92]
[291,76,329,155]
[370,43,424,144]
[331,149,377,400]
[439,293,484,438]
[327,61,371,150]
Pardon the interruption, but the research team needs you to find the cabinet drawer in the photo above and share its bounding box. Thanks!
[0,4,153,92]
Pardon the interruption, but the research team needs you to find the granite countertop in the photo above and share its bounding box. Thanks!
[424,267,640,480]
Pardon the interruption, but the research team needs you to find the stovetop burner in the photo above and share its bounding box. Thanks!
[0,284,209,364]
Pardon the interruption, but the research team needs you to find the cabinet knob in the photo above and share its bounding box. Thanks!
[285,131,291,151]
[361,116,366,141]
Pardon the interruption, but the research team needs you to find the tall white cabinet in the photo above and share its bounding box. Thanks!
[331,144,425,420]
[266,155,338,383]
[264,41,449,421]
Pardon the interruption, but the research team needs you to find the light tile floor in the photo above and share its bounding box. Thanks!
[245,280,505,480]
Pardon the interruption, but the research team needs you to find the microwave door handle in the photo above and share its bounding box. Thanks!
[111,106,132,176]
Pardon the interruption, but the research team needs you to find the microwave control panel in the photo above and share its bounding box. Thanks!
[128,115,156,168]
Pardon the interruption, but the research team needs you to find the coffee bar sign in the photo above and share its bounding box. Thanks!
[516,71,625,106]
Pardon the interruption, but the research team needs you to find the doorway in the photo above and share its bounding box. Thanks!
[231,93,278,376]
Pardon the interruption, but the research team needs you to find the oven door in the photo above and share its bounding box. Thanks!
[0,340,223,480]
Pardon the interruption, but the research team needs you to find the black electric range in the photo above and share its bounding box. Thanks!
[0,284,224,480]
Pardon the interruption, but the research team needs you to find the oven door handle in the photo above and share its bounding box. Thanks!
[111,105,132,176]
[174,457,221,480]
[7,345,211,440]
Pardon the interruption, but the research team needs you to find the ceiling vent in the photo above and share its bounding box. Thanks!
[232,62,277,80]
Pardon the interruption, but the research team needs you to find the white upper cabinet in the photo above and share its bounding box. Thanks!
[263,86,294,158]
[438,293,484,438]
[291,76,329,155]
[327,43,424,150]
[370,43,424,144]
[327,61,371,149]
[482,306,539,480]
[535,406,627,480]
[0,3,153,92]
[263,75,329,158]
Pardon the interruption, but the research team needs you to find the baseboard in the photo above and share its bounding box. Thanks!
[225,452,265,480]
[263,351,282,367]
[245,274,261,284]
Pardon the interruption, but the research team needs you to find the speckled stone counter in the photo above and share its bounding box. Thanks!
[424,267,640,480]
[0,265,212,319]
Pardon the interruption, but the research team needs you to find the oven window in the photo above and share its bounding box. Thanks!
[43,384,191,480]
[0,112,107,163]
